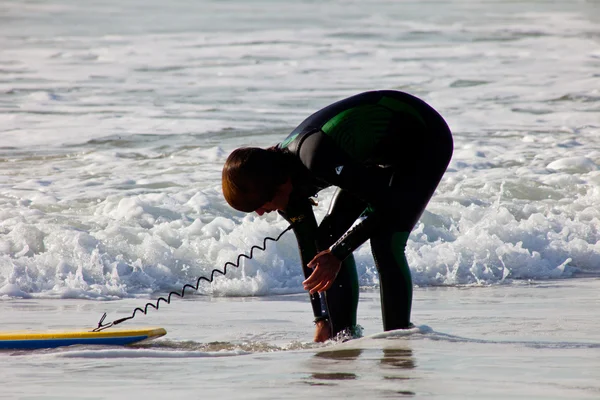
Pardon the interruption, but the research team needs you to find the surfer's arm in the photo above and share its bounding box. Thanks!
[278,196,329,321]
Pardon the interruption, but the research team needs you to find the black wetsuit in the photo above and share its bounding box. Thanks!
[277,90,453,337]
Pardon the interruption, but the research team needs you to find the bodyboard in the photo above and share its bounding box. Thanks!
[0,327,167,350]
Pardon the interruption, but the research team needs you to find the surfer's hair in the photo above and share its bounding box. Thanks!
[222,147,290,212]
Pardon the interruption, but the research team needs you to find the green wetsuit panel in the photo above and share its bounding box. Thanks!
[321,104,393,162]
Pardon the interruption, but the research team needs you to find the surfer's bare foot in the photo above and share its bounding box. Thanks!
[313,320,331,342]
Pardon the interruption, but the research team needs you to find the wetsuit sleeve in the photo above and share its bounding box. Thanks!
[278,195,328,321]
[298,131,394,261]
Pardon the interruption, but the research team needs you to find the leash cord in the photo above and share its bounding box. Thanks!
[92,224,293,332]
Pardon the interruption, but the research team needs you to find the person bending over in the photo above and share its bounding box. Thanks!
[221,90,453,342]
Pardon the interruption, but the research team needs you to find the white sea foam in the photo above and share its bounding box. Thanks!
[0,0,599,300]
[53,348,250,358]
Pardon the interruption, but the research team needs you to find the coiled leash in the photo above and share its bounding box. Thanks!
[93,224,293,332]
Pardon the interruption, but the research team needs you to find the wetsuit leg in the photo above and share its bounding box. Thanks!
[370,105,453,331]
[370,229,412,329]
[317,189,367,336]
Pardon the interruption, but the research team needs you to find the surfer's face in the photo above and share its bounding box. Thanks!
[255,179,293,215]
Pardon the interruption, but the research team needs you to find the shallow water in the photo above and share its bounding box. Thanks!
[2,280,600,399]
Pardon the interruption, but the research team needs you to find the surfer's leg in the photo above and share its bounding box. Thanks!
[317,189,367,337]
[370,110,453,331]
[370,229,412,330]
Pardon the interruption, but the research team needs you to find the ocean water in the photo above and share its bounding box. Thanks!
[1,0,600,399]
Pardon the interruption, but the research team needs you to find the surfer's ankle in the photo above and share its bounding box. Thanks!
[313,320,331,342]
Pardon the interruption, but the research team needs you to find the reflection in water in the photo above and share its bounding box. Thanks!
[307,341,417,395]
[388,390,416,397]
[380,348,416,370]
[315,348,363,361]
[310,372,357,381]
[380,348,417,396]
[310,349,362,381]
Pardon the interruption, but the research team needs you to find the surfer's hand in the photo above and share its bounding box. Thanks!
[303,250,341,294]
[314,320,331,343]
